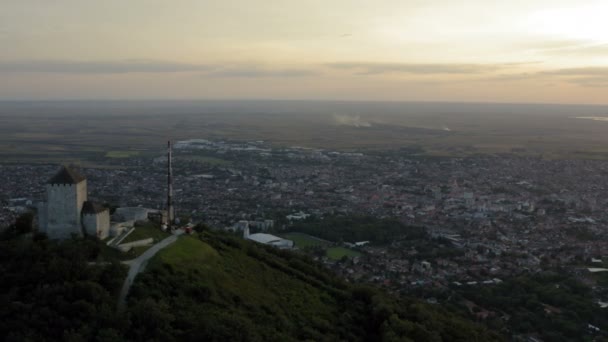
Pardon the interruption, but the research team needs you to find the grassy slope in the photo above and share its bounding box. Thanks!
[127,232,500,341]
[134,235,344,341]
[154,235,219,266]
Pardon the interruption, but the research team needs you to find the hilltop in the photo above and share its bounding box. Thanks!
[0,231,500,341]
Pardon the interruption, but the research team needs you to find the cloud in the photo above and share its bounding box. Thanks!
[522,39,608,57]
[0,59,213,73]
[205,67,318,78]
[541,43,608,57]
[569,77,608,87]
[540,67,608,88]
[482,73,541,82]
[519,38,586,50]
[463,65,608,88]
[541,67,608,76]
[326,62,506,75]
[0,60,319,78]
[553,44,608,56]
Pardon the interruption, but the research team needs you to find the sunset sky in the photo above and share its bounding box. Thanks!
[1,0,607,104]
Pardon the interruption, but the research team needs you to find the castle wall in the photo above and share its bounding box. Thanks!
[82,213,97,238]
[46,181,87,239]
[83,210,110,240]
[97,210,110,239]
[76,181,87,226]
[37,201,48,233]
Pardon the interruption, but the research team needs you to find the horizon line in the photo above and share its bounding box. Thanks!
[1,98,608,108]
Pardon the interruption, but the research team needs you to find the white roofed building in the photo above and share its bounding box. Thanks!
[243,226,293,249]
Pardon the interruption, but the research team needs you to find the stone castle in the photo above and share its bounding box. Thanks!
[37,166,110,239]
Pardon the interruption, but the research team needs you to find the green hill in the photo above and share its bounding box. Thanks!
[0,232,500,341]
[126,232,500,341]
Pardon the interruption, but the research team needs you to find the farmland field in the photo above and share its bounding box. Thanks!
[2,100,608,164]
[105,150,141,158]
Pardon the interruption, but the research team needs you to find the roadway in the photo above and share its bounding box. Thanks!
[117,230,183,312]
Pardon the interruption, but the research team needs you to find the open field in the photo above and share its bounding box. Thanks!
[281,232,332,249]
[105,150,141,158]
[326,247,362,260]
[2,100,608,163]
[281,232,360,260]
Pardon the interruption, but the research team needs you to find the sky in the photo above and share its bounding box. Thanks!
[1,0,608,104]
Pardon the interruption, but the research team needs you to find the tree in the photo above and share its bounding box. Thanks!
[14,212,34,234]
[194,222,210,233]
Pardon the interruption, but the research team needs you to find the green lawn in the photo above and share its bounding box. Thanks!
[281,232,331,249]
[326,247,362,261]
[121,222,170,244]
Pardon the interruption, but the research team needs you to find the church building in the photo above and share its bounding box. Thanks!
[37,166,110,239]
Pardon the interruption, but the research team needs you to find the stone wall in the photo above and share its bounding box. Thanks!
[82,213,96,237]
[37,201,47,233]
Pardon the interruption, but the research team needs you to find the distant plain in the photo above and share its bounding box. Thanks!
[2,100,608,164]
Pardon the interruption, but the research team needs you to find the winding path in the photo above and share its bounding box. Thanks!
[117,231,183,312]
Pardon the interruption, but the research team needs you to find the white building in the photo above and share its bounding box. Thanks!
[286,211,310,221]
[37,166,110,240]
[112,207,164,222]
[243,226,293,249]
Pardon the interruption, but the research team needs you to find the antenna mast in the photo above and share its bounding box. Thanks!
[167,140,174,230]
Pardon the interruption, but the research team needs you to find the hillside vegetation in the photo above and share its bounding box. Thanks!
[127,232,500,341]
[0,231,499,341]
[0,237,127,341]
[288,215,427,244]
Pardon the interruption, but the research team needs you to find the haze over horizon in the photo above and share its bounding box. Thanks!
[2,1,608,105]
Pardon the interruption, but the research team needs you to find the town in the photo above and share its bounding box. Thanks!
[1,139,607,309]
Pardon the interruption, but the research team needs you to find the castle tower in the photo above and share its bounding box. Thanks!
[43,166,87,239]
